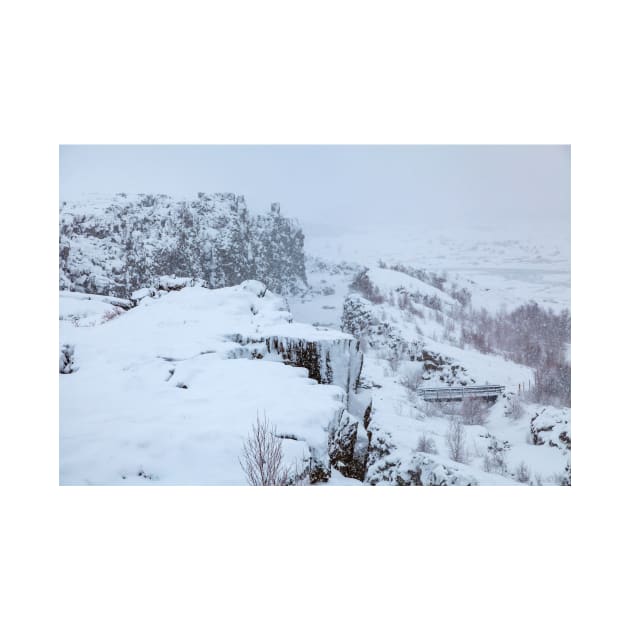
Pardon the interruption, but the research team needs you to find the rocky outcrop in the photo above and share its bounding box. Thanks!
[60,192,307,297]
[341,294,471,386]
[530,408,571,453]
[404,454,479,486]
[328,409,370,480]
[365,448,479,486]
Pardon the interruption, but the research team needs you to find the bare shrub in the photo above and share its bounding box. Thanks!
[471,440,486,458]
[444,318,456,335]
[483,452,508,475]
[416,434,438,454]
[349,269,384,303]
[509,395,525,419]
[514,461,531,484]
[482,454,494,473]
[460,397,489,425]
[446,418,468,463]
[239,413,290,485]
[483,438,509,475]
[422,401,458,418]
[387,355,400,374]
[420,401,440,417]
[101,308,123,323]
[441,401,461,417]
[533,360,571,407]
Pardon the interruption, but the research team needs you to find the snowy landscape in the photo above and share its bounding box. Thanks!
[59,183,570,486]
[10,6,623,628]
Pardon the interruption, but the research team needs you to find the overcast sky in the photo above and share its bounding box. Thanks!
[60,145,570,234]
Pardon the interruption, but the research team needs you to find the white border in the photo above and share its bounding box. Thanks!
[3,1,627,629]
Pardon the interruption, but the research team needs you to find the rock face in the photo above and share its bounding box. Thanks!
[263,336,362,394]
[228,329,363,396]
[328,408,370,480]
[59,193,307,298]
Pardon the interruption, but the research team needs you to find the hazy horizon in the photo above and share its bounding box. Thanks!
[60,145,570,236]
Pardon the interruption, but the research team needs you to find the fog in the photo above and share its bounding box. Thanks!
[60,145,570,236]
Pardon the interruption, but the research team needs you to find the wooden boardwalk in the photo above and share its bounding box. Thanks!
[418,385,505,402]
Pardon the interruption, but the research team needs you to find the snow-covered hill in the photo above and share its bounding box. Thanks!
[307,224,570,312]
[287,255,571,485]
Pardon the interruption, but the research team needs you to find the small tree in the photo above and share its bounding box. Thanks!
[416,434,438,454]
[239,413,290,486]
[509,395,525,419]
[446,418,468,463]
[514,461,531,484]
[460,397,489,425]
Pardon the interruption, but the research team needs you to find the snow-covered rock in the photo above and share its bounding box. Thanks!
[60,192,307,297]
[59,344,75,374]
[59,281,363,484]
[530,407,571,452]
[328,408,370,480]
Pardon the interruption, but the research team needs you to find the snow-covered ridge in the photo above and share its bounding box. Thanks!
[366,267,456,307]
[307,226,570,312]
[60,192,240,218]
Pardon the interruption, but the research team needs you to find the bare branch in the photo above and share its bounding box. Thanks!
[239,412,291,485]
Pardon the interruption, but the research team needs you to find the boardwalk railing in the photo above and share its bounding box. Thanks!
[418,385,505,402]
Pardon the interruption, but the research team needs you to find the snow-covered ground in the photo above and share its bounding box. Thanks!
[60,282,356,484]
[285,232,571,485]
[60,222,570,485]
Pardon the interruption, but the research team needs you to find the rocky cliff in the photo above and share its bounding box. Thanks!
[59,192,307,297]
